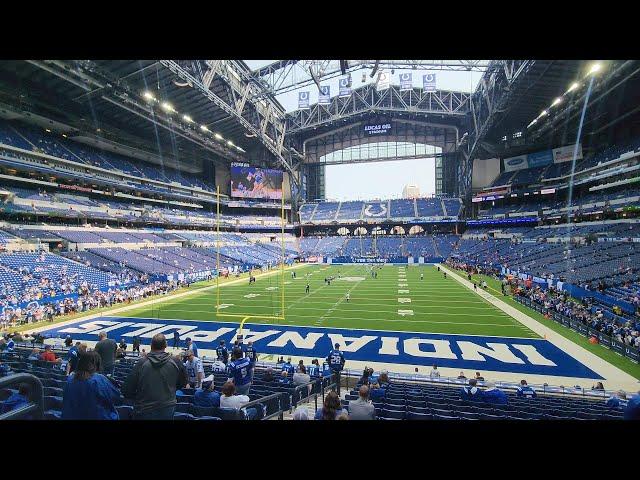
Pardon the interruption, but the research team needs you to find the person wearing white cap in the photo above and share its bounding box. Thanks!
[193,374,220,408]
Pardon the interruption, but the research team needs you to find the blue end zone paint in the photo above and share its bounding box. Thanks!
[41,316,603,379]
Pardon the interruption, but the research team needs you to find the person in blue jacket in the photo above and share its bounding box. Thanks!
[1,383,31,418]
[482,381,508,405]
[193,375,220,408]
[624,393,640,420]
[62,351,120,420]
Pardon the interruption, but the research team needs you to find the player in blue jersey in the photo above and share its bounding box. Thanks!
[281,357,295,376]
[307,359,320,377]
[216,340,229,365]
[244,341,258,364]
[326,343,346,395]
[227,349,254,395]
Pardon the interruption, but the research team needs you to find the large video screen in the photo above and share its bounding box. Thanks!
[230,165,283,200]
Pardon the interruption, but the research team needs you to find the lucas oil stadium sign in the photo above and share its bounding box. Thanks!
[364,122,392,135]
[43,316,602,379]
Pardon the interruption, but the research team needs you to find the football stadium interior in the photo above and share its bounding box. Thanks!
[1,59,639,421]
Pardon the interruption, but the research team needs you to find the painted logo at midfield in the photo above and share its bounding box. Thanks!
[42,316,603,379]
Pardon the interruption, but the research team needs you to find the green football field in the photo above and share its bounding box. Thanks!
[117,264,539,338]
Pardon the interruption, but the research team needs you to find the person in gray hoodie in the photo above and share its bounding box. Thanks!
[122,333,187,420]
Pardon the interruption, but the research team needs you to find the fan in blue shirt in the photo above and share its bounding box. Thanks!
[281,358,295,376]
[624,394,640,420]
[62,352,120,420]
[227,351,253,387]
[216,340,229,364]
[461,378,484,401]
[185,338,198,358]
[606,390,628,410]
[321,362,332,378]
[193,377,221,408]
[1,383,31,418]
[307,359,320,377]
[482,382,508,405]
[516,380,537,398]
[326,346,345,372]
[244,341,258,364]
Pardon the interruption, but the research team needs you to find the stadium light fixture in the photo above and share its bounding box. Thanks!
[552,97,562,106]
[214,133,223,140]
[539,109,548,117]
[200,125,209,132]
[587,63,602,75]
[227,140,234,146]
[567,82,579,93]
[143,91,156,101]
[45,128,51,133]
[182,114,193,123]
[161,102,175,113]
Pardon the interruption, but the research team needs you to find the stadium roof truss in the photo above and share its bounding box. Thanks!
[159,60,296,177]
[284,83,470,136]
[251,60,489,98]
[20,60,246,164]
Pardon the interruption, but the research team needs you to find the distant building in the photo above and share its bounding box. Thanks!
[402,184,420,199]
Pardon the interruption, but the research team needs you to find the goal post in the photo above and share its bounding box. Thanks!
[213,185,287,339]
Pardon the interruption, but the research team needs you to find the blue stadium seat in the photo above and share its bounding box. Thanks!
[173,413,195,421]
[116,405,134,420]
[195,416,222,421]
[174,402,194,415]
[407,411,432,420]
[380,408,406,420]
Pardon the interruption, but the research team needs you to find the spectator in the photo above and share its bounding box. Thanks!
[482,381,508,405]
[475,372,485,381]
[307,359,320,378]
[292,406,310,420]
[244,340,258,364]
[278,370,292,385]
[28,348,41,361]
[216,340,229,364]
[430,365,440,380]
[624,393,640,420]
[62,351,120,420]
[457,371,467,380]
[293,364,310,386]
[94,331,117,375]
[281,357,295,376]
[336,412,349,420]
[460,378,484,401]
[185,337,198,358]
[193,375,220,408]
[220,381,257,420]
[263,367,275,382]
[606,390,628,410]
[64,335,73,348]
[592,381,605,391]
[118,338,127,351]
[184,349,204,389]
[132,336,141,355]
[358,367,372,386]
[121,333,188,420]
[1,383,31,417]
[172,330,180,350]
[227,348,253,395]
[516,380,537,398]
[314,390,345,420]
[348,385,376,420]
[39,344,58,363]
[326,343,345,395]
[65,341,84,375]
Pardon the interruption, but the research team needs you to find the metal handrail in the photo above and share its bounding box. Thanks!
[0,373,44,420]
[241,391,287,420]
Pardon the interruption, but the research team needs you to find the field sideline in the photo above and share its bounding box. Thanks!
[117,264,539,338]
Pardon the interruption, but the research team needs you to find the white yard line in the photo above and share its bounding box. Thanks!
[440,264,640,390]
